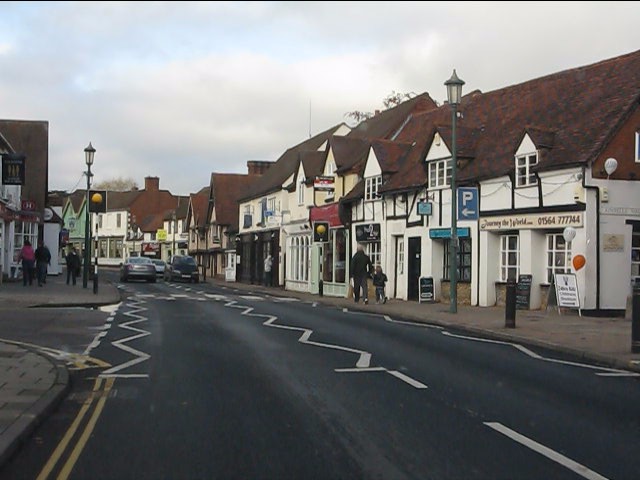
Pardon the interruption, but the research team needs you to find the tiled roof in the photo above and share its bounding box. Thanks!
[239,123,346,201]
[300,151,328,184]
[211,173,256,227]
[330,136,370,174]
[138,211,166,232]
[190,187,210,228]
[383,49,640,192]
[106,191,141,210]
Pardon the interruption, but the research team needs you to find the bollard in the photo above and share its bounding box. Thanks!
[319,279,323,297]
[632,285,640,353]
[93,263,98,294]
[505,281,516,328]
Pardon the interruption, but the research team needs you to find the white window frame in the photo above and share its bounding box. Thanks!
[500,234,519,282]
[267,197,276,213]
[366,242,381,269]
[546,233,572,283]
[397,237,404,275]
[298,176,305,205]
[515,152,538,187]
[428,159,452,189]
[365,176,382,201]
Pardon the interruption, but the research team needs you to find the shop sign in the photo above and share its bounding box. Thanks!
[553,273,580,309]
[314,176,335,192]
[429,227,470,239]
[417,201,432,216]
[479,212,583,231]
[603,234,624,252]
[142,242,160,256]
[21,200,36,211]
[156,229,167,241]
[355,223,380,242]
[600,206,640,217]
[1,153,25,185]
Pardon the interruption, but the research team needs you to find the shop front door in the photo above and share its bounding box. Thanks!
[407,236,421,301]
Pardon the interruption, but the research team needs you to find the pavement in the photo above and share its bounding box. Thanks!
[0,269,638,469]
[0,271,121,467]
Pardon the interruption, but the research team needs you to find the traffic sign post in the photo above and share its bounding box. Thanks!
[457,187,479,221]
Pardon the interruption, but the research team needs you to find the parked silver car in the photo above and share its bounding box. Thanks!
[120,257,157,283]
[151,259,166,277]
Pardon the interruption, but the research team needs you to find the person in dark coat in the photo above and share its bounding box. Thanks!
[66,247,81,286]
[34,241,51,287]
[350,243,372,304]
[18,240,35,286]
[372,265,388,304]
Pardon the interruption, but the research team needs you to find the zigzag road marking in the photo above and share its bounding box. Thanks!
[441,329,633,376]
[99,296,151,378]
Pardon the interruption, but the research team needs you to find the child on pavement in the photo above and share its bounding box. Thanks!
[372,265,388,304]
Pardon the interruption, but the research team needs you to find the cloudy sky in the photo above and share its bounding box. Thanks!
[0,1,638,195]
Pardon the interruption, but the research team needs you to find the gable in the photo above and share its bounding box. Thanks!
[363,148,382,178]
[515,133,537,156]
[425,132,451,161]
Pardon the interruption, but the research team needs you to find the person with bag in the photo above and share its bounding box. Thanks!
[66,247,81,286]
[18,240,35,286]
[350,243,372,304]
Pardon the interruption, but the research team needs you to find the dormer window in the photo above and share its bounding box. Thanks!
[515,152,538,187]
[298,175,305,205]
[365,175,382,200]
[428,159,452,189]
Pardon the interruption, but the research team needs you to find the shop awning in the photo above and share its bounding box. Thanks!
[309,203,342,228]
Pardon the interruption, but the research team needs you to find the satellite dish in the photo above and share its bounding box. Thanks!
[563,226,576,243]
[604,158,618,176]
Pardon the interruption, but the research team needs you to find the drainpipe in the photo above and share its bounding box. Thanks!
[582,166,600,310]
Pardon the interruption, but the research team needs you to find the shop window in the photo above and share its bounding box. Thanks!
[13,221,38,264]
[428,159,452,189]
[366,242,381,269]
[632,230,640,284]
[546,234,572,283]
[322,228,347,283]
[115,239,123,258]
[397,238,404,275]
[99,239,107,258]
[515,152,538,187]
[298,176,305,205]
[288,235,310,282]
[365,176,382,201]
[500,235,519,282]
[444,238,472,281]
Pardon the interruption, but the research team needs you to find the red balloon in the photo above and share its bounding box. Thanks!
[572,254,586,271]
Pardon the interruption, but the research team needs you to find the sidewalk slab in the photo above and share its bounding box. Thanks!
[209,279,640,373]
[0,341,69,467]
[0,273,121,310]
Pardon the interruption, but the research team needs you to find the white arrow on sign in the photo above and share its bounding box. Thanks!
[462,208,476,216]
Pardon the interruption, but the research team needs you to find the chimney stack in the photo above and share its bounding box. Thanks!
[144,176,160,191]
[246,161,274,176]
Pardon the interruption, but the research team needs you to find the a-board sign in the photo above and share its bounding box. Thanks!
[419,277,434,303]
[554,273,580,308]
[515,274,532,310]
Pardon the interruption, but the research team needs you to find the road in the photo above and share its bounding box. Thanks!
[2,273,639,479]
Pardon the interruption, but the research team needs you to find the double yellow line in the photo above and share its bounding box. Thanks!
[37,377,115,480]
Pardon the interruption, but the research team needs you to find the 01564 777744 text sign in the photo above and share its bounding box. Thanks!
[479,212,583,231]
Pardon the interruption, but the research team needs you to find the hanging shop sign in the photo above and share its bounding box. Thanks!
[1,153,25,185]
[428,227,471,239]
[313,176,335,192]
[479,212,583,231]
[355,223,380,242]
[417,201,433,216]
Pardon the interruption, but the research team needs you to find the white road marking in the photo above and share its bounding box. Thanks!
[335,367,387,373]
[270,297,300,302]
[595,372,640,377]
[484,422,609,480]
[239,295,263,301]
[99,303,122,313]
[205,294,229,300]
[99,373,149,379]
[341,308,442,329]
[441,331,633,375]
[312,302,318,307]
[171,294,189,298]
[386,370,428,389]
[100,297,151,377]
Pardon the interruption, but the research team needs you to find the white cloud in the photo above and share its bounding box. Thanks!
[0,2,638,195]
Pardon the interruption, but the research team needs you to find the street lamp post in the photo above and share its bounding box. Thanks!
[445,70,464,314]
[82,142,96,289]
[172,210,177,260]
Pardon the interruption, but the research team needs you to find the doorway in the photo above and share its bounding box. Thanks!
[407,236,421,301]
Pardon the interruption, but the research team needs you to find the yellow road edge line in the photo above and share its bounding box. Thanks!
[36,378,104,480]
[56,377,115,480]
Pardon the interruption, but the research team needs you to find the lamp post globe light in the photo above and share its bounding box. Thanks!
[82,142,96,289]
[445,70,464,314]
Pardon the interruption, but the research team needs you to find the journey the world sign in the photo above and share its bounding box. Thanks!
[479,212,583,231]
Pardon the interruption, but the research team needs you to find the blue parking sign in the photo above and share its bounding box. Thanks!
[457,187,478,220]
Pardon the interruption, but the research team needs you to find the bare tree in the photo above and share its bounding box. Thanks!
[344,91,418,126]
[94,176,139,191]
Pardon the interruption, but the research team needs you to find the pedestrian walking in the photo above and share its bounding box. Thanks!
[350,243,372,304]
[18,240,35,286]
[373,265,388,304]
[66,247,81,286]
[35,241,51,287]
[264,254,273,287]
